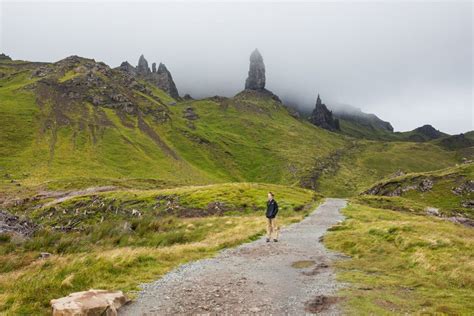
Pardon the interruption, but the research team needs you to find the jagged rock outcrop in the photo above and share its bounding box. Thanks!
[118,61,137,76]
[238,49,281,103]
[154,63,180,99]
[309,94,340,131]
[136,54,150,76]
[0,53,12,61]
[116,55,180,99]
[245,49,266,90]
[409,124,446,141]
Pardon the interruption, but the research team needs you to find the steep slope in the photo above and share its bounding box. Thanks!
[0,56,347,193]
[0,55,461,198]
[0,56,215,190]
[329,103,393,139]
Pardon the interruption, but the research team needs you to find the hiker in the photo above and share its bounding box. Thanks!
[266,192,279,242]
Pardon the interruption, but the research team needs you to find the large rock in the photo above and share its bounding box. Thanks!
[154,63,180,99]
[136,54,150,76]
[117,61,136,76]
[50,289,129,316]
[245,49,266,90]
[309,94,340,131]
[117,55,180,100]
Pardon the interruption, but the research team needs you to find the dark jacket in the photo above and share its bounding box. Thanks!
[266,199,279,219]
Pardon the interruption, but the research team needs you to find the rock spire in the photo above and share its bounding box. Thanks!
[245,49,266,90]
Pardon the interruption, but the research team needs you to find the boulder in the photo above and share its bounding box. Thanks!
[50,289,129,316]
[152,62,157,73]
[245,49,266,90]
[183,107,199,120]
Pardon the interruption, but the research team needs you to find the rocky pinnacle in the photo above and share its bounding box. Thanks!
[137,54,150,75]
[310,94,340,131]
[245,49,266,90]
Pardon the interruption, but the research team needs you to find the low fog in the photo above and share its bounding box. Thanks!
[1,1,472,133]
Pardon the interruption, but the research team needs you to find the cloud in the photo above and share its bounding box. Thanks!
[1,1,472,133]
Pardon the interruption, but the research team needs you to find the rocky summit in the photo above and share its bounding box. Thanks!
[310,94,340,131]
[153,63,180,99]
[137,54,151,76]
[118,55,180,99]
[411,124,446,141]
[245,49,266,90]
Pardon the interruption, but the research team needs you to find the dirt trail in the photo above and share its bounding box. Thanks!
[120,198,347,315]
[41,186,116,207]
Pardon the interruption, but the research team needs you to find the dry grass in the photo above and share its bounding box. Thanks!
[325,202,474,315]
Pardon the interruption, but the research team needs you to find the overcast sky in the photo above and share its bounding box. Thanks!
[1,1,472,133]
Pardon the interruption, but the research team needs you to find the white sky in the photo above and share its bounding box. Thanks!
[1,0,472,133]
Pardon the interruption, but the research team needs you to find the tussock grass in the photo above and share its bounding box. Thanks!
[0,183,318,314]
[325,203,474,314]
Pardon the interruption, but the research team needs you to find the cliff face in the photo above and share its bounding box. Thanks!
[329,103,393,132]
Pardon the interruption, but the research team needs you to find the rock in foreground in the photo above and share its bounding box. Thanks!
[50,289,129,316]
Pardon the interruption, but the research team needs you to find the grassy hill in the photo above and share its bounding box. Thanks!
[325,201,474,314]
[0,183,319,314]
[357,162,473,219]
[0,55,469,314]
[1,56,460,198]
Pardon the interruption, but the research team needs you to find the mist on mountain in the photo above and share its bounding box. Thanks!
[2,1,472,133]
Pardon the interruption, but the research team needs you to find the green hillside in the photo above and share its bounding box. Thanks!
[0,183,319,314]
[0,57,461,199]
[0,56,471,314]
[357,162,473,219]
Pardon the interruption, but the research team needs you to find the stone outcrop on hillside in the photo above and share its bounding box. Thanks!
[117,55,180,99]
[309,94,340,131]
[0,53,12,61]
[410,124,445,141]
[118,61,137,76]
[239,49,282,103]
[137,54,151,76]
[245,49,266,90]
[153,63,180,99]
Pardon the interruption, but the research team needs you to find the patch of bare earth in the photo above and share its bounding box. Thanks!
[120,198,347,315]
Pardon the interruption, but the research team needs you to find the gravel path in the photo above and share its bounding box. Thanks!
[120,198,347,315]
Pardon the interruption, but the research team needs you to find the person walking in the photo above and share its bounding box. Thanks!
[266,192,279,242]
